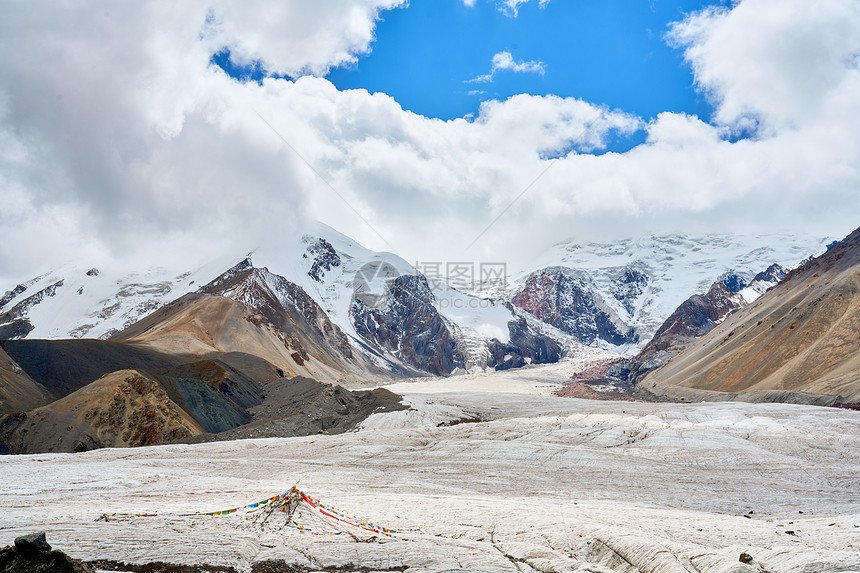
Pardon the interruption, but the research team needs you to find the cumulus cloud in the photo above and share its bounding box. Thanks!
[204,0,406,77]
[0,1,404,282]
[470,51,546,83]
[668,0,860,134]
[0,0,858,287]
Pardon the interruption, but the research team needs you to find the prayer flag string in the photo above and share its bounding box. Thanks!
[96,486,411,541]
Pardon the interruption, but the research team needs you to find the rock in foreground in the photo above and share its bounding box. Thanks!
[1,532,91,573]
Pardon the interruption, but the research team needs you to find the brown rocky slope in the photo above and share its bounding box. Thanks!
[0,369,204,454]
[641,226,860,404]
[111,263,385,384]
[0,346,53,414]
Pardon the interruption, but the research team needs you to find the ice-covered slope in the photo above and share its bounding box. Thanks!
[509,233,833,353]
[0,256,245,341]
[259,224,564,374]
[629,264,791,382]
[1,366,858,571]
[0,222,565,376]
[255,224,523,362]
[6,225,818,374]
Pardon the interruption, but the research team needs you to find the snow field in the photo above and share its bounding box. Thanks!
[2,363,859,572]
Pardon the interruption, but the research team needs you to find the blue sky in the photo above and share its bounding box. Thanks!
[327,0,720,122]
[213,0,727,152]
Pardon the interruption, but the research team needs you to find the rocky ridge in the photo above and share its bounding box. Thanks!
[629,264,788,382]
[640,226,860,403]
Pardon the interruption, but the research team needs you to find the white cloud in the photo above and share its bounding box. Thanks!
[668,0,860,135]
[470,51,546,82]
[459,0,550,17]
[204,0,407,77]
[0,0,858,287]
[498,0,551,18]
[0,1,405,282]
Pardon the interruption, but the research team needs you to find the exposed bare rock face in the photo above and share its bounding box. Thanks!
[718,272,747,293]
[0,347,54,414]
[0,279,64,339]
[0,370,203,454]
[0,532,91,573]
[305,237,341,282]
[155,360,265,434]
[630,263,793,383]
[200,262,355,363]
[0,283,29,310]
[642,226,860,403]
[352,274,463,375]
[0,349,402,454]
[630,281,743,382]
[487,316,561,370]
[187,376,405,443]
[609,267,649,315]
[512,269,635,346]
[753,263,788,284]
[112,261,362,382]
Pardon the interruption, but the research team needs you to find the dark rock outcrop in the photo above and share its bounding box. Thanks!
[15,532,51,552]
[305,237,341,282]
[486,317,561,371]
[0,283,28,311]
[155,360,265,434]
[0,280,64,340]
[0,319,34,341]
[630,281,742,382]
[352,274,463,375]
[512,270,635,346]
[719,272,748,293]
[259,269,353,360]
[1,533,91,573]
[753,263,787,284]
[186,376,405,443]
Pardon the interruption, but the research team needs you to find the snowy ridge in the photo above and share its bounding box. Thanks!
[253,223,419,348]
[0,221,534,375]
[0,225,828,375]
[0,255,245,340]
[253,223,532,373]
[509,233,833,352]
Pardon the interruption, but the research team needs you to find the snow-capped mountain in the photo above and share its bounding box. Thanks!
[507,233,833,353]
[629,263,789,381]
[0,223,566,377]
[0,256,241,340]
[255,224,567,374]
[640,225,860,403]
[0,226,832,376]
